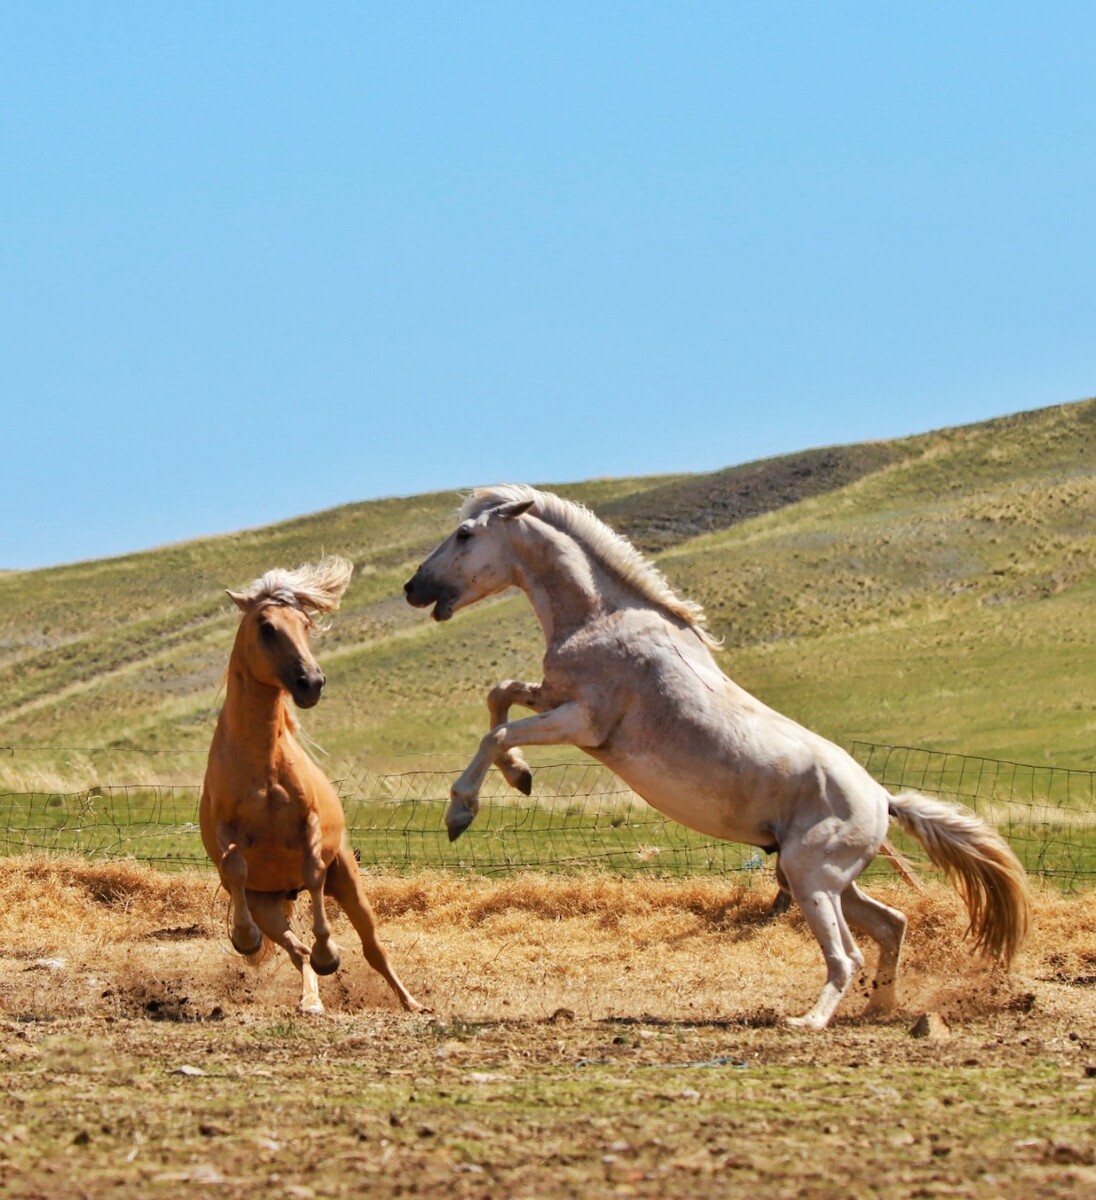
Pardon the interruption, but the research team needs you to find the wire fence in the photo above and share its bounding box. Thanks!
[1,742,1094,887]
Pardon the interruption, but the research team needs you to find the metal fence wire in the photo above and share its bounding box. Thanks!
[1,742,1093,887]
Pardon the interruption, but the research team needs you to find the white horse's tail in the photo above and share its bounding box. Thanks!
[887,790,1031,967]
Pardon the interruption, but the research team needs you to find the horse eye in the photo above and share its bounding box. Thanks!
[258,620,277,643]
[455,526,473,543]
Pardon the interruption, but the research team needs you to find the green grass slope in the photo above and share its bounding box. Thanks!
[1,397,1093,789]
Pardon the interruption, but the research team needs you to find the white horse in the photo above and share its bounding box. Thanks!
[404,485,1031,1029]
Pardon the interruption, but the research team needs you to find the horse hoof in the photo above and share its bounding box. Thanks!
[514,768,533,796]
[230,928,264,957]
[765,890,792,920]
[446,808,475,842]
[785,1013,828,1031]
[310,950,341,977]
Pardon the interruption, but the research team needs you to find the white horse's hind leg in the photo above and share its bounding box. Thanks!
[784,887,863,1030]
[779,847,865,1030]
[842,884,907,1015]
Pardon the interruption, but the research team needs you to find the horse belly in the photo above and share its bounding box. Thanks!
[592,706,888,853]
[591,746,781,845]
[589,685,850,846]
[239,843,330,893]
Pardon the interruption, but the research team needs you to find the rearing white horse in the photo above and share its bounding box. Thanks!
[404,485,1031,1029]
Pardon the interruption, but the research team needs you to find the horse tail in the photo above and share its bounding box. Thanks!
[244,936,279,967]
[887,790,1031,967]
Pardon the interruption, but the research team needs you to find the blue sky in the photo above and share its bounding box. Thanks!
[4,3,1095,569]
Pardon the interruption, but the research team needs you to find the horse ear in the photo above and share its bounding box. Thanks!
[226,589,250,611]
[495,499,534,520]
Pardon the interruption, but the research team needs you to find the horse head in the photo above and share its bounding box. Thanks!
[226,556,353,709]
[228,595,326,708]
[404,497,532,621]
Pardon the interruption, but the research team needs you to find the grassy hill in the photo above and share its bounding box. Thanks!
[2,397,1094,790]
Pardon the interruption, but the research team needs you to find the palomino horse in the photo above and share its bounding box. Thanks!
[405,486,1031,1029]
[200,557,420,1015]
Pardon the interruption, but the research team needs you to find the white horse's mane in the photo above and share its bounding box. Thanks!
[237,555,354,617]
[461,485,717,646]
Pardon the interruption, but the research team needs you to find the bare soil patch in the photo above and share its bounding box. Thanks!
[1,856,1094,1198]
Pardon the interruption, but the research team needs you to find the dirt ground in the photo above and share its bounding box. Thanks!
[1,856,1094,1199]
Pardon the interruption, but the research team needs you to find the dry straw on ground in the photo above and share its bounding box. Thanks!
[1,854,1093,1027]
[4,856,1095,1200]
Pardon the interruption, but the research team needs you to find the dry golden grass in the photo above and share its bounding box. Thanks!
[2,855,1093,1029]
[4,856,1096,1200]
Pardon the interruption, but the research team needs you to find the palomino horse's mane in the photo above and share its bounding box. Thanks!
[461,485,718,647]
[234,555,354,619]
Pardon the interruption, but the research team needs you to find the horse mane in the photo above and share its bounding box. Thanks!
[461,485,718,647]
[235,555,354,618]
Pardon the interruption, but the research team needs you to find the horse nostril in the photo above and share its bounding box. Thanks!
[403,580,414,595]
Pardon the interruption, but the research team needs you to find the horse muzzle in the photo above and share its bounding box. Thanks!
[288,668,325,709]
[403,572,458,622]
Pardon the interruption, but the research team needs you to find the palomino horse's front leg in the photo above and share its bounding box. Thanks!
[302,810,340,976]
[214,825,263,957]
[448,701,600,841]
[486,680,546,794]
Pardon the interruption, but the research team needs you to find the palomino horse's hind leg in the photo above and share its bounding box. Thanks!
[246,890,325,1015]
[218,842,263,957]
[486,680,545,795]
[325,848,422,1011]
[301,810,341,976]
[841,883,907,1016]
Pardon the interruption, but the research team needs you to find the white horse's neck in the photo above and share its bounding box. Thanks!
[508,518,623,645]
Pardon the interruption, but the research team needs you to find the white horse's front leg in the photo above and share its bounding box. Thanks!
[448,701,598,842]
[487,680,545,795]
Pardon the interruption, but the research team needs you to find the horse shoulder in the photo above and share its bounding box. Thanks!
[547,608,660,669]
